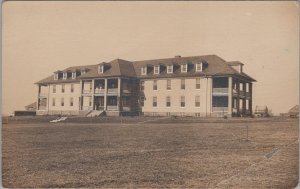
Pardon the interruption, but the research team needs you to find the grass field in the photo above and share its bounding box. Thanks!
[2,117,299,188]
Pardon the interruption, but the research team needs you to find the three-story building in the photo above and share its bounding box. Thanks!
[35,55,255,117]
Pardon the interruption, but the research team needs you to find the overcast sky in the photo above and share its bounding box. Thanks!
[3,1,299,115]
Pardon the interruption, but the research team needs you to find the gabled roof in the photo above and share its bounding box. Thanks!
[35,55,256,84]
[79,59,136,79]
[289,105,299,113]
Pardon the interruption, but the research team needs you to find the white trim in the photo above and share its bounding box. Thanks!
[98,65,104,74]
[181,64,187,73]
[141,66,147,75]
[154,65,160,74]
[54,73,59,80]
[196,63,203,72]
[167,65,173,74]
[63,72,67,80]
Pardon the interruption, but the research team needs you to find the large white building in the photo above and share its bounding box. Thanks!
[36,55,255,117]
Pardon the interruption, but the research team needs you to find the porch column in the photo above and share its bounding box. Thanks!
[237,80,240,115]
[228,77,233,117]
[91,80,95,110]
[242,82,247,115]
[118,78,122,111]
[79,80,83,110]
[104,79,107,110]
[37,85,41,110]
[249,83,253,115]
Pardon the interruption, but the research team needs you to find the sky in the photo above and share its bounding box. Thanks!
[2,1,299,115]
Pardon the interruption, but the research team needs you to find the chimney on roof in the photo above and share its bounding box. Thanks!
[175,55,181,58]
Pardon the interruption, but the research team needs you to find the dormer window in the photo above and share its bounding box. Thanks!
[181,64,187,73]
[72,72,76,79]
[141,66,147,75]
[54,73,59,80]
[81,69,86,75]
[196,62,203,72]
[167,65,173,74]
[63,72,67,80]
[98,65,104,74]
[154,65,160,75]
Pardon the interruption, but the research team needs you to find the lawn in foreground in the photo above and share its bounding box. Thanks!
[2,118,298,188]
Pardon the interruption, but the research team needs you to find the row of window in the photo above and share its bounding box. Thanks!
[140,96,201,107]
[141,62,203,75]
[140,78,201,91]
[52,97,75,107]
[52,84,74,93]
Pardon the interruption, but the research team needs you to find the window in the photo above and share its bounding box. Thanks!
[63,72,67,80]
[166,96,171,107]
[153,80,157,90]
[98,65,104,73]
[195,113,201,117]
[140,81,145,91]
[153,97,157,107]
[71,84,74,93]
[167,65,173,73]
[61,98,64,106]
[195,95,200,107]
[81,70,86,75]
[54,73,59,80]
[180,96,185,107]
[196,78,201,89]
[70,97,73,106]
[154,65,160,74]
[181,64,187,72]
[181,79,185,89]
[141,66,147,75]
[140,96,145,107]
[52,98,55,106]
[72,72,76,79]
[167,79,171,90]
[53,85,56,93]
[196,63,203,72]
[89,97,92,106]
[61,84,65,93]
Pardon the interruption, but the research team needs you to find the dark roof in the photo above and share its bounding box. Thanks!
[25,102,37,109]
[35,55,255,84]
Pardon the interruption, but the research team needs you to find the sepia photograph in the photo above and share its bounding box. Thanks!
[2,1,299,188]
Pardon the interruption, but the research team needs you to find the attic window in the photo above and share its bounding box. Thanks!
[167,65,173,74]
[54,73,59,80]
[181,64,187,73]
[72,72,76,79]
[81,70,86,75]
[196,63,203,72]
[141,66,147,75]
[63,72,67,80]
[154,65,160,75]
[98,65,104,74]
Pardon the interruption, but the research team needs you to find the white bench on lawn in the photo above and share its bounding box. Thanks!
[49,117,68,123]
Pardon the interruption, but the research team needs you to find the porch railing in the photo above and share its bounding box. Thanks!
[94,89,105,94]
[83,90,92,94]
[107,106,118,111]
[212,88,228,95]
[108,88,118,95]
[212,107,228,112]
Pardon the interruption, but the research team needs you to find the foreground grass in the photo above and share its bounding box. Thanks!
[2,118,298,188]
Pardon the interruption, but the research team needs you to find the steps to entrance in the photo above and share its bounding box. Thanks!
[86,110,105,117]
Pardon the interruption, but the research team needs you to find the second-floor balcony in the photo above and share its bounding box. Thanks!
[94,88,105,95]
[108,88,118,95]
[83,89,92,93]
[39,93,48,98]
[107,105,118,111]
[212,107,228,112]
[212,88,228,96]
